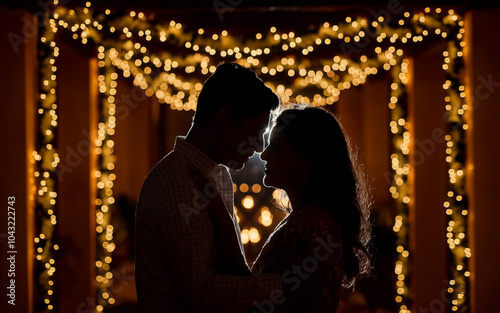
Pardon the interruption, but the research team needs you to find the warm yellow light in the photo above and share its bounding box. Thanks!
[242,196,254,209]
[241,229,249,244]
[252,184,261,193]
[239,183,249,193]
[259,207,273,227]
[249,227,261,243]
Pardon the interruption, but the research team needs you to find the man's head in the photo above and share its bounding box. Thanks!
[194,63,279,126]
[192,63,280,170]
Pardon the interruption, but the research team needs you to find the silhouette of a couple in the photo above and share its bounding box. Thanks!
[135,63,372,313]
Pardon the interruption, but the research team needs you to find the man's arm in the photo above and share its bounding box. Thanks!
[152,180,282,313]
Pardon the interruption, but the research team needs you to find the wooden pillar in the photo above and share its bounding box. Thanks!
[407,47,448,311]
[0,9,37,313]
[163,105,194,154]
[336,77,392,207]
[57,41,97,312]
[335,85,365,152]
[113,79,158,201]
[464,9,500,313]
[361,78,392,206]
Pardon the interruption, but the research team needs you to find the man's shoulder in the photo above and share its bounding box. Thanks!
[136,150,198,220]
[148,150,188,181]
[139,150,193,199]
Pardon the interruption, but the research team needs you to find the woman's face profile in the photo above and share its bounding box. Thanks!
[260,128,308,190]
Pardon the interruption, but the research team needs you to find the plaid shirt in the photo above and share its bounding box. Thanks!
[135,137,282,313]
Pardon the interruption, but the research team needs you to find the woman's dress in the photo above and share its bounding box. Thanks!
[251,205,343,313]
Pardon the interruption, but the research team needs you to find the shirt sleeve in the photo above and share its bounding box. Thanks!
[150,178,282,313]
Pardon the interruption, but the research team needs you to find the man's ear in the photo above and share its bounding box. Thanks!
[214,107,234,131]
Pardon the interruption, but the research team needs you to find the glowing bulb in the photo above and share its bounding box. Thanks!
[242,196,254,209]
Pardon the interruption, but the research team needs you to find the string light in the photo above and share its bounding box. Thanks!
[40,4,468,312]
[95,47,117,310]
[442,16,469,313]
[390,58,411,313]
[52,5,459,109]
[34,13,60,313]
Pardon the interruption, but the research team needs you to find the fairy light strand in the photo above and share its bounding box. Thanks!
[40,4,468,312]
[95,47,117,311]
[52,5,462,109]
[442,12,469,313]
[390,58,411,313]
[34,13,60,313]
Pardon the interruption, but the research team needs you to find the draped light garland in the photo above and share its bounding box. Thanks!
[34,1,467,312]
[34,13,60,313]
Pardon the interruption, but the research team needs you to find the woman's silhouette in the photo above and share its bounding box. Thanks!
[196,105,373,312]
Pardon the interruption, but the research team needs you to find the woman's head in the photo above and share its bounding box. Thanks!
[261,104,372,287]
[262,105,356,202]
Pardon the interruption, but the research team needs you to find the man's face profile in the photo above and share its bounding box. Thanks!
[221,109,271,171]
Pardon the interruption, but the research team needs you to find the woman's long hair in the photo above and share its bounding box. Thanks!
[273,105,373,288]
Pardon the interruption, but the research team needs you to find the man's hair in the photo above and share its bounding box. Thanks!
[193,63,279,125]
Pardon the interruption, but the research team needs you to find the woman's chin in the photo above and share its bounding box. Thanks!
[262,174,276,189]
